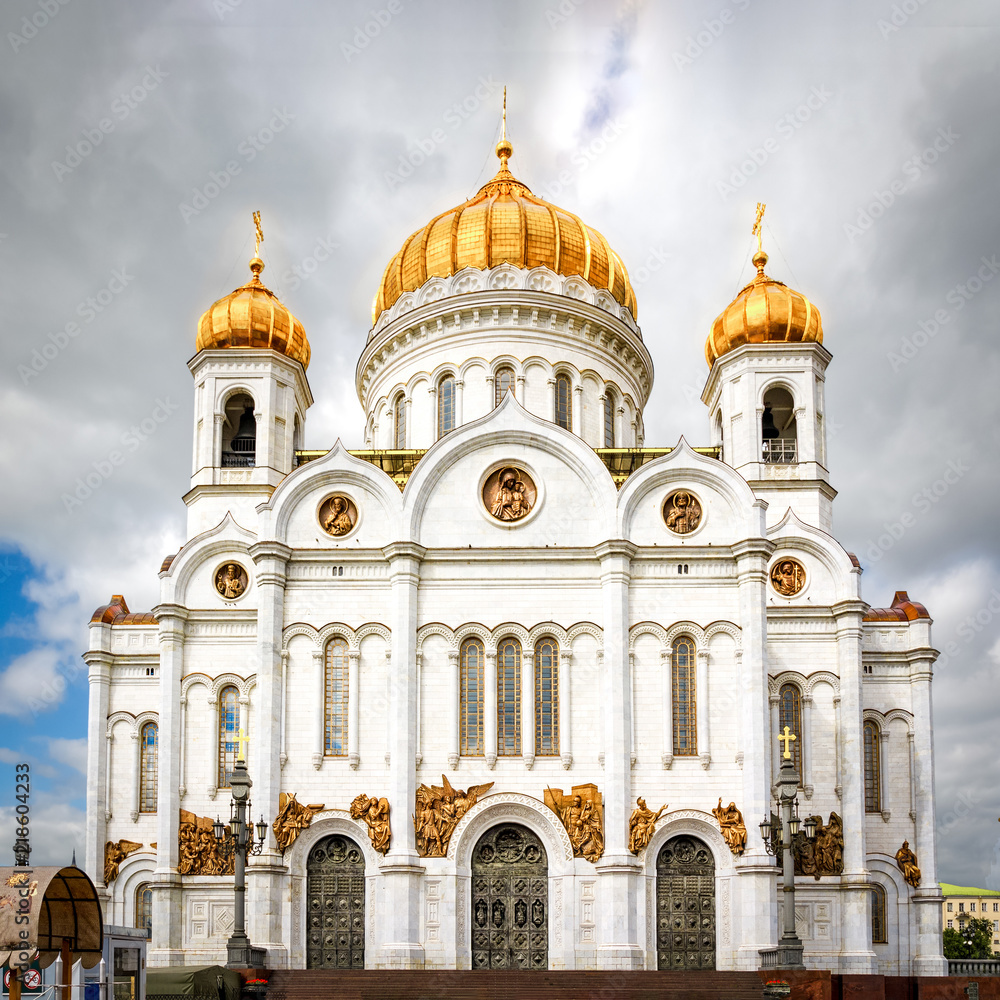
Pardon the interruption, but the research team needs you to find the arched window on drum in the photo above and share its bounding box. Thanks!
[554,373,572,431]
[534,638,559,756]
[671,637,697,756]
[139,721,158,813]
[460,637,485,756]
[497,637,522,756]
[494,366,515,407]
[325,638,349,756]
[437,374,456,438]
[863,719,882,813]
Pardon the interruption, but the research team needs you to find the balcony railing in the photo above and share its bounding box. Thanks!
[221,453,255,468]
[948,958,1000,976]
[762,439,797,464]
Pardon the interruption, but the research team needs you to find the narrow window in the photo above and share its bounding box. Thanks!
[135,884,152,936]
[495,367,515,406]
[325,638,349,755]
[947,920,953,928]
[218,685,240,789]
[139,721,158,813]
[672,637,697,755]
[497,637,522,755]
[778,683,802,774]
[948,902,953,912]
[534,639,559,756]
[604,390,616,447]
[871,884,887,944]
[460,637,485,755]
[863,720,881,812]
[393,395,406,449]
[437,375,456,438]
[555,374,572,430]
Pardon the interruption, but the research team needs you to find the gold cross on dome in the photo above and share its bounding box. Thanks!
[253,211,263,256]
[752,202,766,253]
[235,727,250,762]
[777,725,796,760]
[502,86,507,142]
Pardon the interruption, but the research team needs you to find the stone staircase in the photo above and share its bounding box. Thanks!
[266,969,768,999]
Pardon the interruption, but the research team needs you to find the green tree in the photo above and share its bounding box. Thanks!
[944,917,997,960]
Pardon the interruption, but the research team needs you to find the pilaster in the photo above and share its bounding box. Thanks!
[84,645,112,904]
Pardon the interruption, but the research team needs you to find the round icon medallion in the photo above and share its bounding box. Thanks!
[662,489,703,534]
[215,562,248,600]
[319,494,358,537]
[483,466,536,522]
[770,558,806,596]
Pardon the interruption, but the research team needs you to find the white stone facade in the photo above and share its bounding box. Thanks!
[85,218,946,976]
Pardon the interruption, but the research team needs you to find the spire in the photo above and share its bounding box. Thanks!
[495,86,513,169]
[751,202,768,275]
[249,210,265,286]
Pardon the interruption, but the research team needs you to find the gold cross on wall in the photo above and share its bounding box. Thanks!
[235,727,250,762]
[777,725,797,759]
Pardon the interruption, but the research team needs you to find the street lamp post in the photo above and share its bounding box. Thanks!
[759,726,817,970]
[213,730,269,969]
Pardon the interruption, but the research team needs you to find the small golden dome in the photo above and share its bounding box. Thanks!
[705,250,822,366]
[197,256,311,368]
[373,138,637,325]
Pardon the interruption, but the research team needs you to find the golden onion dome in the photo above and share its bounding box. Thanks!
[372,138,637,325]
[197,256,311,368]
[705,250,822,366]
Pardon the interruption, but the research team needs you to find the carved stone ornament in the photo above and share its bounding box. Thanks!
[349,793,391,854]
[770,558,806,597]
[895,839,921,887]
[544,783,604,863]
[711,797,747,856]
[483,466,536,522]
[103,839,142,883]
[178,809,234,876]
[319,494,358,537]
[628,797,667,855]
[214,561,248,600]
[414,775,494,857]
[272,792,325,854]
[792,811,844,879]
[662,489,703,534]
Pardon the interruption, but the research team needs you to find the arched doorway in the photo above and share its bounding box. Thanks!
[306,834,365,969]
[656,834,716,970]
[471,824,548,970]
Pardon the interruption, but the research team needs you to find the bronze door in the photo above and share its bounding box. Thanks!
[655,835,716,970]
[306,834,365,969]
[471,824,548,970]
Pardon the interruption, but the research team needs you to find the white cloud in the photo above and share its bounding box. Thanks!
[0,647,66,717]
[48,737,89,775]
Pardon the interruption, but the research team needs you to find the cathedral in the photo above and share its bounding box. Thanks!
[84,128,947,975]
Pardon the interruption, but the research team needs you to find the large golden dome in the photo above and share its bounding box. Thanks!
[373,139,637,325]
[197,256,311,368]
[705,250,822,366]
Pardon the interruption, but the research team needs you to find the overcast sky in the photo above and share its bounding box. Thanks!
[1,0,998,890]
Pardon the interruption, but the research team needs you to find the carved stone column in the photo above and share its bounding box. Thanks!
[312,649,324,769]
[522,647,535,769]
[129,729,140,822]
[697,648,711,769]
[348,650,361,770]
[559,648,573,769]
[661,648,673,769]
[572,384,583,436]
[455,378,465,428]
[769,692,780,786]
[84,647,112,902]
[485,649,498,770]
[802,693,814,799]
[879,728,890,821]
[448,650,460,770]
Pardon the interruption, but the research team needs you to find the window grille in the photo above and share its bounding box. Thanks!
[672,637,697,755]
[325,638,349,755]
[460,638,485,755]
[762,439,797,463]
[555,374,572,430]
[218,685,240,788]
[778,683,802,774]
[495,367,515,406]
[139,721,158,813]
[604,391,616,447]
[863,720,881,812]
[497,638,521,755]
[393,395,406,449]
[438,375,456,437]
[534,639,559,755]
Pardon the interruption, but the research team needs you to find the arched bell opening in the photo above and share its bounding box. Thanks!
[221,392,257,468]
[761,385,796,464]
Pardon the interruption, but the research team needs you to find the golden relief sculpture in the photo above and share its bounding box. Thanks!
[545,784,604,863]
[628,797,667,854]
[414,775,494,857]
[273,792,325,854]
[895,840,921,887]
[350,793,391,854]
[712,798,747,856]
[319,494,357,536]
[484,466,535,522]
[215,562,248,600]
[178,809,234,876]
[662,489,702,534]
[792,812,844,879]
[770,558,806,597]
[103,840,143,883]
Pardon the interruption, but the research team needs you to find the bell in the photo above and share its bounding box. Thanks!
[761,405,779,440]
[230,406,257,455]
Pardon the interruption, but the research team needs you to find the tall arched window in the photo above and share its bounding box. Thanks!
[135,884,152,936]
[864,720,881,812]
[497,637,522,756]
[671,637,697,755]
[554,373,572,430]
[762,385,797,464]
[871,883,887,944]
[325,638,349,756]
[534,638,559,756]
[437,374,456,438]
[139,721,158,813]
[218,685,240,789]
[778,683,802,774]
[604,390,616,447]
[393,394,406,449]
[495,367,515,406]
[222,393,257,468]
[460,637,485,756]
